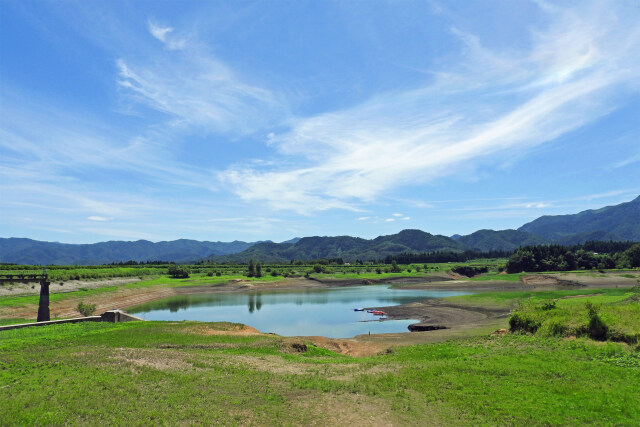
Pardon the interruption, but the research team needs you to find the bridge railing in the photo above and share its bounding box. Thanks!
[0,274,48,283]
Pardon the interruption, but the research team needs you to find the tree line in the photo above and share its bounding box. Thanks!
[506,243,640,273]
[384,249,511,264]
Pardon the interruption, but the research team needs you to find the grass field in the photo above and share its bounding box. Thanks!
[1,320,639,425]
[0,258,508,282]
[509,289,640,342]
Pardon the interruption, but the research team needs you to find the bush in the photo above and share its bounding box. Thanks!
[541,300,557,310]
[538,320,567,337]
[509,312,540,333]
[451,266,488,277]
[77,301,97,317]
[585,302,608,340]
[168,265,190,278]
[390,261,401,273]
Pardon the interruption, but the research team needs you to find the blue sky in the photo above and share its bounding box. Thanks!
[1,0,639,244]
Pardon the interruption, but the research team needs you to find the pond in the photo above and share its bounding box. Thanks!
[128,285,471,338]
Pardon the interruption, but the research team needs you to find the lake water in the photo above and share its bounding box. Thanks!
[128,285,471,338]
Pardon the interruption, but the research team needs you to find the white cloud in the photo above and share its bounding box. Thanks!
[148,21,185,50]
[357,216,370,221]
[392,213,403,217]
[220,1,640,213]
[612,154,640,169]
[402,217,410,220]
[87,216,112,222]
[116,40,287,136]
[148,22,172,42]
[521,202,551,209]
[385,218,395,222]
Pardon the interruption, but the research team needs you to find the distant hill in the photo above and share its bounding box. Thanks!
[3,196,639,265]
[208,229,467,263]
[518,196,640,242]
[0,238,259,265]
[457,229,549,252]
[280,237,301,244]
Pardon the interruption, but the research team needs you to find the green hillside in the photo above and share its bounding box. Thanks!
[208,229,467,262]
[519,195,640,242]
[457,229,548,252]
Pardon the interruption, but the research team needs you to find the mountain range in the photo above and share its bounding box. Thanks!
[0,238,260,265]
[1,195,638,265]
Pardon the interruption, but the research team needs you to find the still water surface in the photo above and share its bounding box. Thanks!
[128,285,470,338]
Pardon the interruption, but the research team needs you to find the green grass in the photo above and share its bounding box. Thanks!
[1,321,639,425]
[445,288,632,308]
[509,289,640,342]
[0,318,30,326]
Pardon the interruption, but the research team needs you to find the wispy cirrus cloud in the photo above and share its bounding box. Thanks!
[147,21,184,50]
[87,216,112,222]
[219,1,640,213]
[116,30,288,137]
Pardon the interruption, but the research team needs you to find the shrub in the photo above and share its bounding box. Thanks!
[509,312,540,333]
[77,301,97,317]
[541,300,557,310]
[585,302,608,340]
[168,265,190,278]
[391,261,401,273]
[538,320,567,337]
[376,268,382,274]
[451,266,488,277]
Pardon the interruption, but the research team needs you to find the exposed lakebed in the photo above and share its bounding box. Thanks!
[128,285,471,338]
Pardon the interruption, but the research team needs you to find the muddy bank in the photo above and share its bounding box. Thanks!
[372,299,511,333]
[176,273,455,295]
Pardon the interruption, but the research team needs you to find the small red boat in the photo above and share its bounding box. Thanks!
[369,310,386,315]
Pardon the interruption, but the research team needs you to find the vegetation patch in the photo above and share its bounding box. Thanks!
[508,289,640,343]
[2,321,638,425]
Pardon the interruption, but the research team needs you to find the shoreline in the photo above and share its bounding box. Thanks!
[1,272,638,356]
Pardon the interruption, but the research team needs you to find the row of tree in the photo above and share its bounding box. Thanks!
[506,243,640,273]
[384,249,511,264]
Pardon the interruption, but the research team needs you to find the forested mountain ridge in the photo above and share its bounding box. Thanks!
[457,229,548,252]
[518,195,640,242]
[0,238,260,265]
[2,196,639,264]
[206,229,467,263]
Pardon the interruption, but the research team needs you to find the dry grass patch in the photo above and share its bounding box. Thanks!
[308,336,390,357]
[291,392,409,426]
[183,323,264,336]
[107,347,194,371]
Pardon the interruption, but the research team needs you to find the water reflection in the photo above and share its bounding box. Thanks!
[128,285,471,338]
[247,293,263,313]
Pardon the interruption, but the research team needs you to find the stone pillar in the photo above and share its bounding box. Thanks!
[37,280,50,322]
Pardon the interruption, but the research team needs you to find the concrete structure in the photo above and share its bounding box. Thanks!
[0,310,144,332]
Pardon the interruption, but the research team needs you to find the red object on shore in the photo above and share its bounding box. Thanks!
[369,310,386,315]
